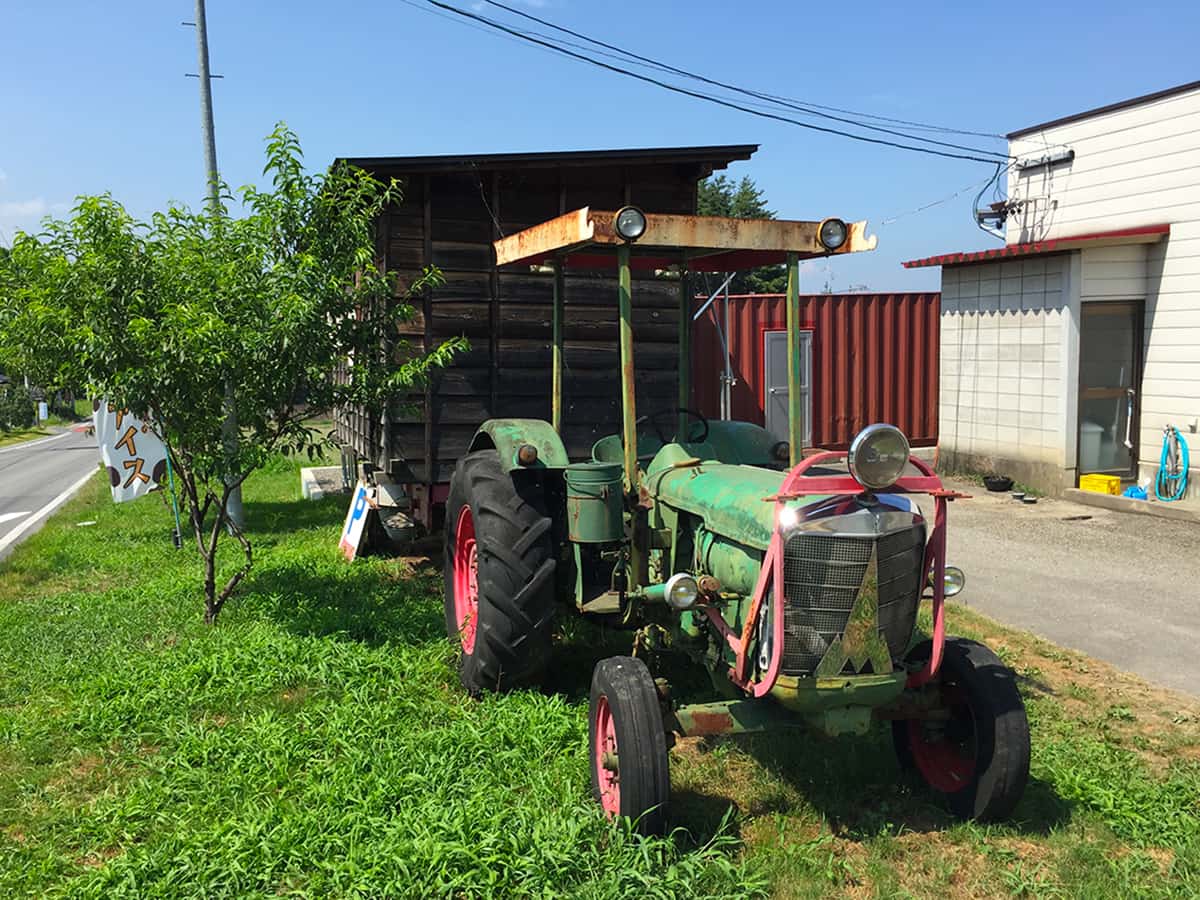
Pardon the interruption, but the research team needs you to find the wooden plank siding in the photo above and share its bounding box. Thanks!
[335,152,742,485]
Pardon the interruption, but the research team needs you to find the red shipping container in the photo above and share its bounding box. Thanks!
[691,292,940,450]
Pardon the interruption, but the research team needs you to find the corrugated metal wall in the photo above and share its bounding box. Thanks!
[692,292,940,449]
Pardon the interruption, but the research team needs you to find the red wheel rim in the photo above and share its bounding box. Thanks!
[452,505,479,654]
[907,685,977,793]
[593,694,620,817]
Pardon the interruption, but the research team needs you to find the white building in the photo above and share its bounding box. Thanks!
[906,79,1200,498]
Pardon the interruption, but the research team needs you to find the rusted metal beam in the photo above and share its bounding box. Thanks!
[494,207,877,269]
[494,208,593,267]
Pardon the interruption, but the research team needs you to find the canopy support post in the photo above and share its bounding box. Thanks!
[678,262,690,440]
[786,252,803,467]
[551,258,564,434]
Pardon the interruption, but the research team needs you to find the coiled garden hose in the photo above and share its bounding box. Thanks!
[1155,425,1190,502]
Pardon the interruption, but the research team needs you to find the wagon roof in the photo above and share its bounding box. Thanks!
[493,208,877,272]
[338,144,757,176]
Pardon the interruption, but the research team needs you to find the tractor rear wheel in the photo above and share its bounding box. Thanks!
[589,656,670,836]
[444,449,556,694]
[892,637,1030,821]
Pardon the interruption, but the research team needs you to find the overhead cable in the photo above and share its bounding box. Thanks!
[427,1,1011,165]
[479,0,1009,147]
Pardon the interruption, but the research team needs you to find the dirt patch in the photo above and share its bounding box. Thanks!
[890,832,1001,900]
[76,846,122,868]
[69,754,103,780]
[280,685,311,706]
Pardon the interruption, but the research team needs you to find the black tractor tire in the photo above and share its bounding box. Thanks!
[443,449,556,694]
[588,656,671,836]
[892,637,1030,822]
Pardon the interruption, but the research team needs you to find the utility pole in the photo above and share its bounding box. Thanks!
[189,0,244,529]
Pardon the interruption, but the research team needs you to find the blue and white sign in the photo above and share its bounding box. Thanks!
[339,482,374,560]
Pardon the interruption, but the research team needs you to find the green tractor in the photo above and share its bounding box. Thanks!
[444,206,1029,835]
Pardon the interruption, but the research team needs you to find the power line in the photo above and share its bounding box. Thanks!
[879,171,1002,226]
[426,1,1009,165]
[478,0,1009,147]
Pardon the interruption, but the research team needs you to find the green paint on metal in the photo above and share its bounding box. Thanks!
[642,420,781,476]
[564,461,624,543]
[814,544,895,678]
[467,418,569,472]
[617,243,638,496]
[807,706,874,737]
[649,460,809,552]
[768,670,906,714]
[672,698,807,736]
[695,528,763,597]
[552,260,564,435]
[785,251,802,466]
[678,267,690,441]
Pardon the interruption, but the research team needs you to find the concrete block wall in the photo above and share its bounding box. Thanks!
[939,256,1075,494]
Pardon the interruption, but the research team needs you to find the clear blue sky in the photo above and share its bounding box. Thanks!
[2,0,1197,290]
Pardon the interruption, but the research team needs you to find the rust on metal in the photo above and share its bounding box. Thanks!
[493,207,877,270]
[493,208,593,267]
[684,710,735,736]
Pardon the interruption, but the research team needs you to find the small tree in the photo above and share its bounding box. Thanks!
[0,125,462,623]
[0,384,35,432]
[697,174,787,294]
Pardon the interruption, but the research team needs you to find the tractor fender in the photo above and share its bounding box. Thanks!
[467,419,570,472]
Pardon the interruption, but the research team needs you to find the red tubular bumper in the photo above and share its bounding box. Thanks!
[712,451,958,696]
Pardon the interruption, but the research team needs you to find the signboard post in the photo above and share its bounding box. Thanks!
[338,481,376,561]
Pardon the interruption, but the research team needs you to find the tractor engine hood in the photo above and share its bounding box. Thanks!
[647,461,801,551]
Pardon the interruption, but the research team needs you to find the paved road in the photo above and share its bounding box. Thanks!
[0,429,99,561]
[935,480,1200,696]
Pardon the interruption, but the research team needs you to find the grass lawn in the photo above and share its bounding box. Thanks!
[1,456,1198,898]
[0,427,58,449]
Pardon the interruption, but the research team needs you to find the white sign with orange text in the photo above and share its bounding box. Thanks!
[93,401,169,503]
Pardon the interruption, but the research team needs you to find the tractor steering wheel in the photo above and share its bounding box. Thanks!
[636,407,710,445]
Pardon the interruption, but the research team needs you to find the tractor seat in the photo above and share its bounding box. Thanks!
[591,433,664,464]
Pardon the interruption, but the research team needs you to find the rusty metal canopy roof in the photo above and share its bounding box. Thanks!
[494,208,878,273]
[902,224,1170,269]
[337,144,757,175]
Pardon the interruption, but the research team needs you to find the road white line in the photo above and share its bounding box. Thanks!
[0,511,31,525]
[0,431,73,455]
[0,467,99,557]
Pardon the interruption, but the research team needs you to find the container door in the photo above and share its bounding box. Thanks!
[764,330,812,445]
[1078,301,1142,477]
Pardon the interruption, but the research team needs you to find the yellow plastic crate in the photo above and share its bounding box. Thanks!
[1079,473,1121,495]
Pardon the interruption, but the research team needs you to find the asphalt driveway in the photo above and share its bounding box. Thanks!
[0,429,99,561]
[935,479,1200,696]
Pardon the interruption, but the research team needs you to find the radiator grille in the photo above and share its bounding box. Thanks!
[780,525,925,675]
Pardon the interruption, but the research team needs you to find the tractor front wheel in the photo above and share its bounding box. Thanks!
[444,449,556,694]
[589,656,670,836]
[892,637,1030,821]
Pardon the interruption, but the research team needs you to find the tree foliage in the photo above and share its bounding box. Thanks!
[0,384,34,431]
[0,124,463,622]
[696,174,788,294]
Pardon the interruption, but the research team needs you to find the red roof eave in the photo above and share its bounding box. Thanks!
[902,224,1171,269]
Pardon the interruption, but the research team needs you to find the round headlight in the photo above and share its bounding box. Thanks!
[664,572,699,610]
[848,423,910,490]
[613,206,647,242]
[943,566,966,597]
[817,217,848,251]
